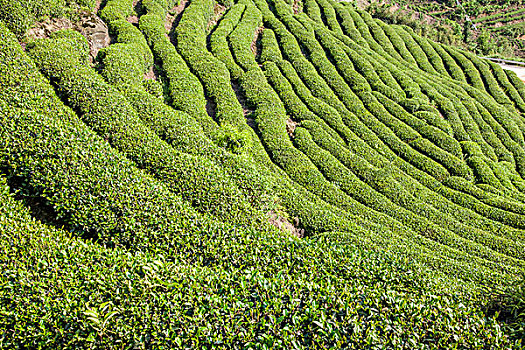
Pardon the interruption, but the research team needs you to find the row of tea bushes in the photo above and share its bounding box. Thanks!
[0,22,243,251]
[294,124,525,264]
[209,4,245,80]
[266,2,525,234]
[139,0,216,134]
[229,1,262,72]
[98,0,276,220]
[3,172,519,347]
[28,32,260,225]
[175,0,246,129]
[240,60,522,282]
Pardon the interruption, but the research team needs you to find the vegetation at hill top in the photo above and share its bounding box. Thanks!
[365,0,524,61]
[1,0,525,347]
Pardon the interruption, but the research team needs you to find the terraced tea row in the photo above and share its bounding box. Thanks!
[1,0,525,346]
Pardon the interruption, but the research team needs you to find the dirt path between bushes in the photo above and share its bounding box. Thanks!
[499,63,525,83]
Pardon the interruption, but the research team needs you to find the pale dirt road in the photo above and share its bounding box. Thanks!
[499,63,525,82]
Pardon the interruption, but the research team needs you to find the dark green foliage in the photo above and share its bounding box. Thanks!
[209,4,245,80]
[139,0,215,134]
[175,0,246,129]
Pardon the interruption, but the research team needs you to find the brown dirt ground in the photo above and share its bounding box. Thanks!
[208,3,227,31]
[293,0,301,14]
[94,0,103,14]
[251,26,263,56]
[286,118,298,138]
[268,211,305,237]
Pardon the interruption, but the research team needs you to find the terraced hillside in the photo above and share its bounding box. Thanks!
[1,0,525,347]
[366,0,524,60]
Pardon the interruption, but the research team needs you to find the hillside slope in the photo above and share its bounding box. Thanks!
[1,0,525,347]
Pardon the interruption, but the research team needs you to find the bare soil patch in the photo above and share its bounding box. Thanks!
[94,0,103,14]
[27,11,110,62]
[286,118,298,138]
[268,211,305,237]
[251,26,264,56]
[208,3,227,31]
[144,66,158,81]
[293,0,301,14]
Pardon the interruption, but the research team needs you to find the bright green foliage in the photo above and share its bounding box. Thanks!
[216,123,252,154]
[0,0,96,38]
[2,0,525,346]
[26,31,262,225]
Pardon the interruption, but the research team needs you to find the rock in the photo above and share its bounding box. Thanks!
[26,10,109,62]
[76,11,109,61]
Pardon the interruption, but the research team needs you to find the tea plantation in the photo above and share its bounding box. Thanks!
[1,0,525,348]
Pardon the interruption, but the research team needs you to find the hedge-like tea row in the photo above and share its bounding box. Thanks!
[304,118,525,245]
[386,60,525,219]
[302,0,524,226]
[277,33,398,166]
[355,8,405,63]
[28,33,261,225]
[96,2,276,215]
[279,10,409,144]
[272,58,390,168]
[4,1,525,344]
[312,21,405,102]
[329,0,371,49]
[266,0,470,191]
[309,21,471,173]
[467,52,514,107]
[239,68,398,231]
[209,4,245,80]
[144,0,385,237]
[313,21,525,232]
[428,40,467,83]
[506,69,525,102]
[487,60,525,114]
[98,19,153,86]
[294,123,525,263]
[393,24,439,75]
[373,91,464,159]
[0,22,241,250]
[285,5,525,230]
[96,3,215,155]
[98,0,134,23]
[139,0,216,134]
[303,0,322,24]
[280,11,459,182]
[441,45,485,91]
[254,0,525,249]
[262,61,346,145]
[242,58,525,276]
[259,28,283,62]
[175,0,246,129]
[405,27,451,77]
[374,19,418,66]
[229,2,262,72]
[314,0,343,36]
[253,1,393,168]
[3,172,520,347]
